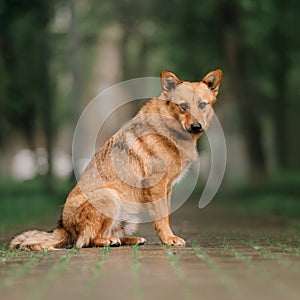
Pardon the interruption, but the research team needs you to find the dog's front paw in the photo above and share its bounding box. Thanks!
[163,236,186,246]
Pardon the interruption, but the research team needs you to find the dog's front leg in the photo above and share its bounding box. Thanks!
[150,191,185,246]
[153,217,185,246]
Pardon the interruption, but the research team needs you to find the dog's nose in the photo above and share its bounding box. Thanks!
[190,123,203,134]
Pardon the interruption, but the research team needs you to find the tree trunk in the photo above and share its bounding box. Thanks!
[68,0,83,182]
[39,5,53,192]
[69,0,82,129]
[218,2,267,179]
[271,26,289,170]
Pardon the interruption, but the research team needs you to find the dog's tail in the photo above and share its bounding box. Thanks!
[9,225,72,251]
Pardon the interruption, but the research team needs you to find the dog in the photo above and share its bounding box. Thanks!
[10,69,222,250]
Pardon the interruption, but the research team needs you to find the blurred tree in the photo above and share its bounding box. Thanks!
[216,0,267,179]
[69,0,82,130]
[112,0,151,79]
[38,2,54,192]
[269,0,300,170]
[148,0,267,178]
[0,0,54,190]
[149,0,300,177]
[0,0,299,183]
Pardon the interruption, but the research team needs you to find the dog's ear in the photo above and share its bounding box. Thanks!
[160,70,181,92]
[202,69,222,96]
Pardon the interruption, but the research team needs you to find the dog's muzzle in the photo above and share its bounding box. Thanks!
[189,123,203,134]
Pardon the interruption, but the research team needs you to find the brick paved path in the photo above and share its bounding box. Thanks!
[1,199,300,300]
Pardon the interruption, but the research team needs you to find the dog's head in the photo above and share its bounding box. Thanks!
[160,69,222,136]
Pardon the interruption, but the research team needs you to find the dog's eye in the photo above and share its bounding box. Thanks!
[199,102,207,109]
[179,103,189,110]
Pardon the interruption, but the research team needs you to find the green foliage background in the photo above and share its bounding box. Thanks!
[0,0,299,230]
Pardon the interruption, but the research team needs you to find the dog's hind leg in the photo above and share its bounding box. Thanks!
[76,218,121,247]
[74,188,122,248]
[76,214,121,247]
[92,237,121,247]
[119,237,146,245]
[110,220,145,245]
[92,215,121,247]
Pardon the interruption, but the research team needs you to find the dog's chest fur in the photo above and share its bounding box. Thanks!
[172,163,191,187]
